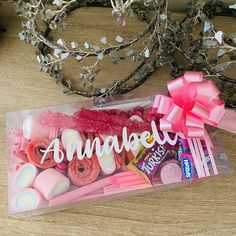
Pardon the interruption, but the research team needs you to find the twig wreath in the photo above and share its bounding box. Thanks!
[13,0,236,107]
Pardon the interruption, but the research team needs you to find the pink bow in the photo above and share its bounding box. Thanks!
[152,71,226,138]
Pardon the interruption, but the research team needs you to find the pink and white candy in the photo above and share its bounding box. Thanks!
[11,188,45,213]
[97,147,116,175]
[33,168,70,200]
[23,115,50,140]
[14,163,38,188]
[61,129,83,151]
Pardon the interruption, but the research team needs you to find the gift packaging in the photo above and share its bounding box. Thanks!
[5,72,235,215]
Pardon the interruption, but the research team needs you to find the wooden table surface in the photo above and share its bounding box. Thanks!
[0,2,235,236]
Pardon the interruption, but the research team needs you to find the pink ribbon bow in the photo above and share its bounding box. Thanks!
[152,71,226,138]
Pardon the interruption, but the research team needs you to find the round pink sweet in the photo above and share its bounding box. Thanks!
[160,161,182,184]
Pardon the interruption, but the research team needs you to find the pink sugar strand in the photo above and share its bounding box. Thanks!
[196,138,210,176]
[204,136,218,175]
[112,174,146,186]
[67,189,105,204]
[75,116,126,135]
[71,192,105,203]
[49,127,59,139]
[48,177,112,206]
[74,109,151,133]
[112,171,135,178]
[103,183,152,195]
[187,138,205,178]
[204,130,214,148]
[118,179,148,188]
[39,110,76,128]
[19,137,29,152]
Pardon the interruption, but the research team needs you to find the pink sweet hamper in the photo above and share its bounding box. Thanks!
[5,72,235,215]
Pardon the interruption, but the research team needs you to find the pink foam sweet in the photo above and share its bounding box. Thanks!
[23,115,50,140]
[160,160,182,184]
[97,147,116,175]
[61,129,83,151]
[11,188,46,213]
[14,163,39,188]
[33,168,70,200]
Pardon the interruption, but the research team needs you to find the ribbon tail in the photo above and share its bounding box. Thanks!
[217,109,236,134]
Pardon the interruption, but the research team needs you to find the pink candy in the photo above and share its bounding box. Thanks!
[10,129,29,162]
[39,110,76,129]
[160,160,182,184]
[34,168,70,200]
[55,161,68,174]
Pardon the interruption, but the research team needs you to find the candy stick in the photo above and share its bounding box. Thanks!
[196,139,210,176]
[103,183,152,195]
[19,136,29,152]
[192,138,209,176]
[69,189,105,204]
[187,138,205,178]
[49,127,59,139]
[112,171,135,178]
[49,177,112,206]
[204,129,214,148]
[118,179,147,188]
[112,174,145,186]
[204,137,218,175]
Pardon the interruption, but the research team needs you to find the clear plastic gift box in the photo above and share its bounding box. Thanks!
[5,91,233,215]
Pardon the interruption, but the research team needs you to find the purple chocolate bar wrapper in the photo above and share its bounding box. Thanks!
[133,143,170,182]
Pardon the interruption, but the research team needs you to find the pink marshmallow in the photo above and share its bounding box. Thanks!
[11,188,46,213]
[97,147,116,176]
[23,115,50,140]
[14,163,39,188]
[61,129,83,151]
[33,168,70,200]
